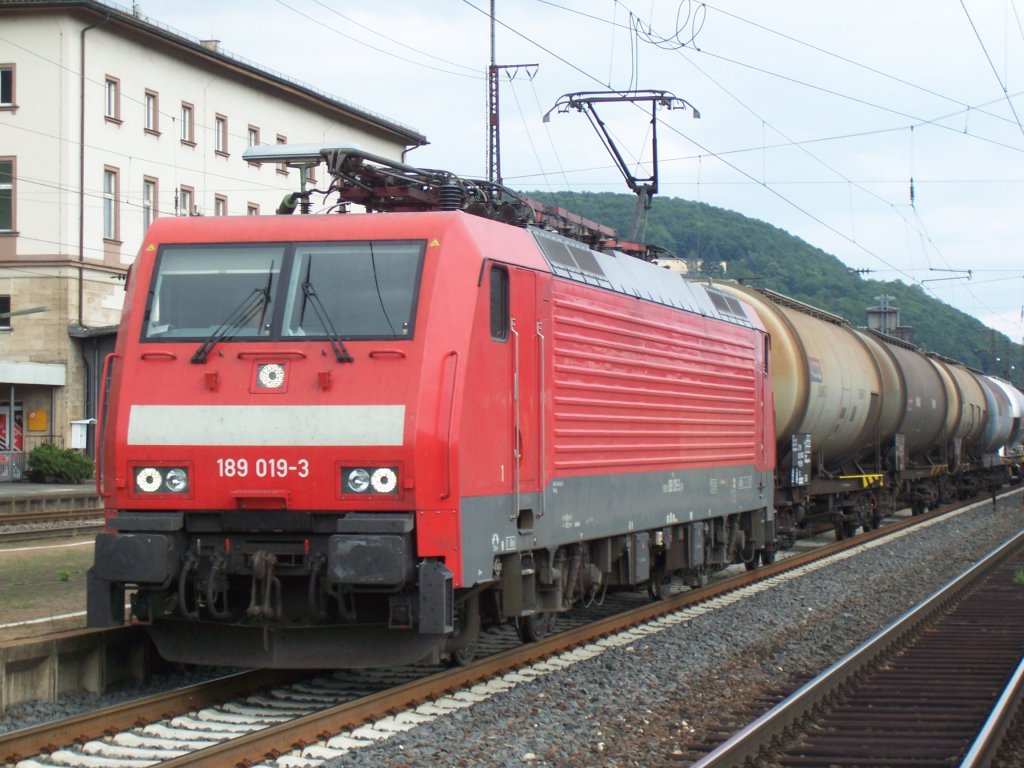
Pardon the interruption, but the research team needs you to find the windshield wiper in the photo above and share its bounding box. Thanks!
[301,280,353,363]
[191,287,269,364]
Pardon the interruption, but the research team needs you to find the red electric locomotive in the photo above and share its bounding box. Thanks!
[88,147,776,667]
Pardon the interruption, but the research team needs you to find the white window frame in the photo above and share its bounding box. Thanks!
[104,77,120,121]
[180,102,194,144]
[144,90,158,133]
[0,158,13,231]
[0,65,14,108]
[179,185,193,216]
[103,167,119,240]
[215,114,228,155]
[142,177,157,230]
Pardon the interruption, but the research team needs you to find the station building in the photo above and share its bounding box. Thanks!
[0,0,427,478]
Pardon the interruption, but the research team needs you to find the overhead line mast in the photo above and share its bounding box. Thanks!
[487,0,536,185]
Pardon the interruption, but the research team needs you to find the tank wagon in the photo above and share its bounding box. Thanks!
[714,283,1023,542]
[87,147,776,668]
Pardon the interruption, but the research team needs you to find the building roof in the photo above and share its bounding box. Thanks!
[0,0,429,148]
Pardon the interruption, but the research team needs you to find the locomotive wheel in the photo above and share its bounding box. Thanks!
[516,612,553,643]
[445,595,481,666]
[447,636,478,667]
[647,572,673,600]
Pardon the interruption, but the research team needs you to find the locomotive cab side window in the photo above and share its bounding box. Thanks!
[490,264,509,341]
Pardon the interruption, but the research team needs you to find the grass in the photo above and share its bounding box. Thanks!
[0,537,95,626]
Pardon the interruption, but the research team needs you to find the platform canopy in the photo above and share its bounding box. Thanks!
[0,361,66,386]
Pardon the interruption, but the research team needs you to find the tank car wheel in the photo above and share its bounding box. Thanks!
[648,573,674,600]
[835,521,858,541]
[516,612,554,643]
[747,547,776,569]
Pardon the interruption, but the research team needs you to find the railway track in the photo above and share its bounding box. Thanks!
[0,508,103,543]
[691,528,1024,768]
[0,497,990,768]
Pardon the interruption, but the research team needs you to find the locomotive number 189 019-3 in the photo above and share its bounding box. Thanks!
[216,457,310,478]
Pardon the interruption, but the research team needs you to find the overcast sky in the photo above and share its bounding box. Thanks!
[138,0,1024,344]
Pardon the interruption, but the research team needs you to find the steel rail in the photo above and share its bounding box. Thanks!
[960,653,1024,767]
[690,527,1024,768]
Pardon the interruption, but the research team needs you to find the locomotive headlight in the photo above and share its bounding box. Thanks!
[346,468,371,493]
[133,465,190,495]
[342,466,400,495]
[165,468,189,493]
[370,467,398,494]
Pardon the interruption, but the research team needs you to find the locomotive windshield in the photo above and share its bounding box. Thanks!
[144,245,282,339]
[143,240,424,342]
[281,242,420,338]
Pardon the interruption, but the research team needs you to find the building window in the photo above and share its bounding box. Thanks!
[0,65,14,108]
[304,165,316,185]
[215,114,228,155]
[247,126,260,164]
[104,77,120,122]
[180,102,194,144]
[247,203,259,216]
[144,90,159,133]
[0,159,13,232]
[103,167,119,240]
[276,134,288,175]
[0,296,10,330]
[214,194,227,216]
[143,177,157,230]
[178,185,194,216]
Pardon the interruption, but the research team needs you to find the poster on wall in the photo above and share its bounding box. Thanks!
[0,403,24,450]
[0,403,24,480]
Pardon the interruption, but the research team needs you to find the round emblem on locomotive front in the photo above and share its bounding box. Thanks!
[258,363,285,389]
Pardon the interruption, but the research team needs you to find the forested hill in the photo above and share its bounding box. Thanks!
[523,189,1022,387]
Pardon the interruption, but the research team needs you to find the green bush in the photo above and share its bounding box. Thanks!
[26,443,94,483]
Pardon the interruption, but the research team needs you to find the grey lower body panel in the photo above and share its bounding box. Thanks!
[459,465,773,585]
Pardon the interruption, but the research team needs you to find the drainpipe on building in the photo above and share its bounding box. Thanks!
[79,12,110,327]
